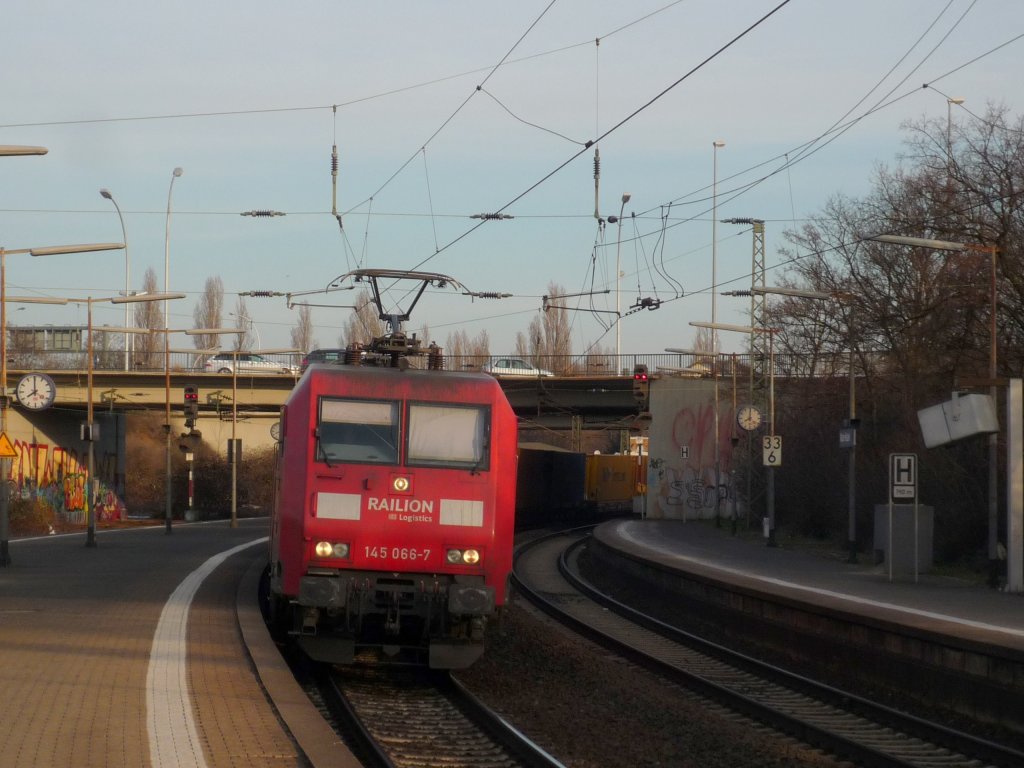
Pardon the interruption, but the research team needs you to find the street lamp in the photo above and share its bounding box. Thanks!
[164,167,183,329]
[0,242,125,565]
[711,141,725,524]
[223,347,299,528]
[722,217,767,533]
[870,233,1000,572]
[692,319,778,544]
[612,193,631,366]
[947,97,964,168]
[750,285,860,561]
[22,293,170,547]
[155,324,232,532]
[100,189,131,371]
[0,146,48,156]
[228,312,262,351]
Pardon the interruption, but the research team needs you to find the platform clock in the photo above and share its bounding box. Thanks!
[736,404,763,432]
[15,373,57,411]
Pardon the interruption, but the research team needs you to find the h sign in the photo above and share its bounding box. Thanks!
[890,453,917,502]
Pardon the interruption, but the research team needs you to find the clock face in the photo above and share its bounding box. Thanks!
[737,404,762,432]
[16,373,57,411]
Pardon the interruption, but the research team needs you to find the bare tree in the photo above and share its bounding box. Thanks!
[446,328,490,370]
[514,281,573,373]
[574,339,615,376]
[766,104,1024,557]
[90,326,122,371]
[192,276,224,352]
[232,296,253,351]
[339,289,384,347]
[290,304,314,353]
[133,267,164,369]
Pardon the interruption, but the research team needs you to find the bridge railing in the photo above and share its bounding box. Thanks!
[4,349,302,374]
[8,349,884,379]
[445,353,741,377]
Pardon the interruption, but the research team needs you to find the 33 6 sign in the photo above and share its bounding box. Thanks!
[762,435,782,467]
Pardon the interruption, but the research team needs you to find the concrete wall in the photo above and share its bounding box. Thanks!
[4,408,126,523]
[644,376,737,521]
[2,408,281,524]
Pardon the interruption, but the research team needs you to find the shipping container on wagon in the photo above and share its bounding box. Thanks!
[585,453,646,504]
[515,444,586,527]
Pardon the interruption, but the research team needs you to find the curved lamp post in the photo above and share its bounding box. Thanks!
[750,285,859,561]
[100,189,131,371]
[164,167,183,327]
[692,320,777,544]
[222,347,299,528]
[154,324,238,533]
[20,293,173,547]
[870,233,1001,575]
[0,146,48,156]
[711,140,726,525]
[611,193,630,366]
[0,242,125,564]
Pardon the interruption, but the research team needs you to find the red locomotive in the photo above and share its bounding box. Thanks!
[267,270,518,668]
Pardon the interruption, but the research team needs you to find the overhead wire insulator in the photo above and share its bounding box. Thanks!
[331,145,339,212]
[240,210,285,217]
[331,104,343,233]
[593,146,601,220]
[238,290,285,297]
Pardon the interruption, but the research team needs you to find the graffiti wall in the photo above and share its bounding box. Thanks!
[644,377,739,521]
[5,410,126,523]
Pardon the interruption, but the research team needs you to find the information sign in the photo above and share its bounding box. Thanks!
[889,453,917,502]
[762,435,782,467]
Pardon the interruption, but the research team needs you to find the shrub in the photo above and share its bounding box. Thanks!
[9,496,59,536]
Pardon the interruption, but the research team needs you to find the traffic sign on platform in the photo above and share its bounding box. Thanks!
[0,432,16,458]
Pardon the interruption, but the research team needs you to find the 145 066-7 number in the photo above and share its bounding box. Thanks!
[364,546,431,562]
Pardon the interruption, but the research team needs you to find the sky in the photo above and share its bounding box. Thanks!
[1,0,1022,357]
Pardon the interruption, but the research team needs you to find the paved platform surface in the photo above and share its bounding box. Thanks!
[0,519,357,768]
[594,518,1024,653]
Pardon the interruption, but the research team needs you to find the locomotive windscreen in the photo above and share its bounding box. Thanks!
[317,398,399,464]
[407,403,489,469]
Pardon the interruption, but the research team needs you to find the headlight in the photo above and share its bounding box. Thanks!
[314,541,349,558]
[446,548,481,565]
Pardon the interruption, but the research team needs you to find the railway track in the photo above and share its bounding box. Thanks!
[307,661,563,768]
[512,530,1024,768]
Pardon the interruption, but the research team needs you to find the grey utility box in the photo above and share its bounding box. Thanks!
[873,504,934,575]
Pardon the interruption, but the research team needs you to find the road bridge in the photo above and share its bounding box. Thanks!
[25,368,646,429]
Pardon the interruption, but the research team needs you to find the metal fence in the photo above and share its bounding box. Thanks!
[4,349,302,374]
[6,349,889,379]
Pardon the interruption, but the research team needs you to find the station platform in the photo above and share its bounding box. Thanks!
[0,519,358,768]
[592,518,1024,654]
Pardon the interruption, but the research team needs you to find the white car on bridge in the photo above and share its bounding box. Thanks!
[204,353,299,375]
[481,357,554,377]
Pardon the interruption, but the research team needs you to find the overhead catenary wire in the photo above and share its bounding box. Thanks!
[0,2,689,133]
[404,0,795,277]
[7,4,1022,353]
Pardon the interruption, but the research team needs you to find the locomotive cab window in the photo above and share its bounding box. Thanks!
[317,398,399,465]
[407,403,489,470]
